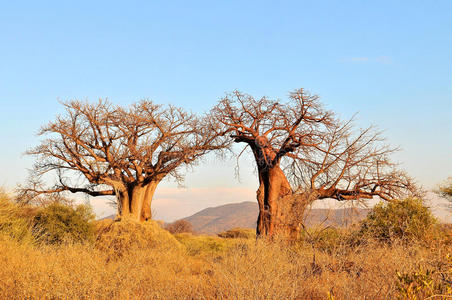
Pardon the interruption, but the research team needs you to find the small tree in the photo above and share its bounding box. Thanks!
[213,89,417,237]
[165,219,194,234]
[22,100,227,221]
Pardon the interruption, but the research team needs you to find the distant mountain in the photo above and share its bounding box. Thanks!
[182,201,371,234]
[183,202,258,234]
[99,193,452,234]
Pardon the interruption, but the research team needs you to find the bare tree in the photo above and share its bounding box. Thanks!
[213,89,417,237]
[22,100,227,221]
[164,219,194,234]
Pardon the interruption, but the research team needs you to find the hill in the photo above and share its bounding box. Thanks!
[101,192,451,234]
[182,201,370,234]
[182,202,258,234]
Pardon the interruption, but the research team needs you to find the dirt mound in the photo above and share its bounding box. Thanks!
[95,218,183,259]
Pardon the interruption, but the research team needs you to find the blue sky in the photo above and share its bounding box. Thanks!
[1,1,451,219]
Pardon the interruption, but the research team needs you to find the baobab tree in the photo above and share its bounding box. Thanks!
[213,89,417,237]
[23,100,227,221]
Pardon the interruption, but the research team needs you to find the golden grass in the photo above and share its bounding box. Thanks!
[95,218,184,259]
[1,191,451,299]
[174,232,231,256]
[0,237,215,299]
[0,228,451,299]
[0,190,34,244]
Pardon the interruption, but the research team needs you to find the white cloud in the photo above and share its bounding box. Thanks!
[375,56,392,64]
[339,56,392,64]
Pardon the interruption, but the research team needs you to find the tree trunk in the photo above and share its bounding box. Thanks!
[116,181,160,222]
[256,164,294,237]
[117,189,130,216]
[129,185,146,221]
[140,181,159,221]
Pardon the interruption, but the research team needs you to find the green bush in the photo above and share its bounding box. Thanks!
[33,202,95,244]
[174,233,231,256]
[0,190,33,243]
[358,198,437,244]
[217,228,256,239]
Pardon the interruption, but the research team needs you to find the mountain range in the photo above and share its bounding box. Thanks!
[182,201,370,234]
[101,192,451,235]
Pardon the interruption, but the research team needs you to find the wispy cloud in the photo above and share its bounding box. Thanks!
[348,57,370,62]
[339,56,392,64]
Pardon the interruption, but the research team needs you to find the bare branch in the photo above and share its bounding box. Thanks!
[22,99,230,210]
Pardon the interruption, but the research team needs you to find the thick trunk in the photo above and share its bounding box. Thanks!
[140,181,159,221]
[116,181,160,222]
[118,189,130,216]
[129,185,146,221]
[256,165,295,237]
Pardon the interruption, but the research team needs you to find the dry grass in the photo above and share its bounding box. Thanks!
[0,237,215,299]
[1,191,451,299]
[0,190,34,244]
[0,226,451,299]
[95,218,184,260]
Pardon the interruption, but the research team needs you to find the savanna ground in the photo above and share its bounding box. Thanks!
[1,191,451,299]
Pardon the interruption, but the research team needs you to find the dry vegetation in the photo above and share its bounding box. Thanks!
[1,192,452,299]
[0,230,451,299]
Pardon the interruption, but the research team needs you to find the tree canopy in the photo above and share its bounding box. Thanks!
[22,99,227,221]
[213,89,417,236]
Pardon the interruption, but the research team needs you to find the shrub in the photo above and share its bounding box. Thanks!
[174,233,230,256]
[0,190,33,243]
[435,223,452,245]
[396,257,452,299]
[95,219,183,259]
[438,176,452,198]
[358,198,437,244]
[297,226,347,253]
[217,228,255,239]
[33,202,95,244]
[165,219,194,234]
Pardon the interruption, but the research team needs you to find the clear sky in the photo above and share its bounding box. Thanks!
[1,1,451,220]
